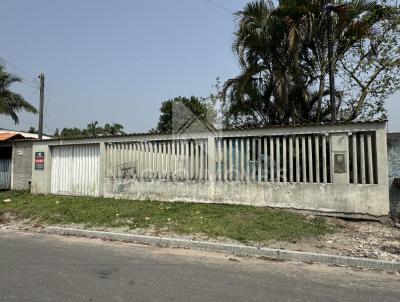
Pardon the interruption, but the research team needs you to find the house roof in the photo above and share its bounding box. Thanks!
[0,132,26,141]
[0,129,52,140]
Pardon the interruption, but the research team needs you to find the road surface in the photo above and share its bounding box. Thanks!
[0,230,399,302]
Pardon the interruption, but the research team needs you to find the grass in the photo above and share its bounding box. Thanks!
[0,191,333,243]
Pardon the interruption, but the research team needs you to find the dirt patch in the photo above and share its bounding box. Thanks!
[264,219,400,262]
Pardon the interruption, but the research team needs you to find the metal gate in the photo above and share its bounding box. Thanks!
[0,159,11,190]
[51,144,100,196]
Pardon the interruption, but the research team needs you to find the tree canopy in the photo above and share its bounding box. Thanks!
[55,121,126,138]
[221,0,400,127]
[0,65,37,124]
[151,96,214,133]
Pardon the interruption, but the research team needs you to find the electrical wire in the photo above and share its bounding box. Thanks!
[0,56,39,84]
[203,0,234,14]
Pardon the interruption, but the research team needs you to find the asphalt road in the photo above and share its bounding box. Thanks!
[0,230,399,302]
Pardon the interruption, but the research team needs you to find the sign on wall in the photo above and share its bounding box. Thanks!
[35,152,45,170]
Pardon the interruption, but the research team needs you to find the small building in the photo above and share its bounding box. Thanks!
[0,130,51,190]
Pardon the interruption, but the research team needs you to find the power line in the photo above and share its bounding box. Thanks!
[0,56,39,84]
[203,0,234,14]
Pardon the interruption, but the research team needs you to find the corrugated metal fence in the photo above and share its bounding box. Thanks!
[51,144,100,196]
[0,159,11,190]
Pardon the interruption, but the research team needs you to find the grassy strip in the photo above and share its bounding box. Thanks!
[0,191,333,243]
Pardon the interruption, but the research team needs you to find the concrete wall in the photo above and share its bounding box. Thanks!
[30,121,390,218]
[388,133,400,213]
[104,179,389,217]
[11,141,33,190]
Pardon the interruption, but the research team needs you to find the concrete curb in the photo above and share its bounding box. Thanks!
[45,226,400,272]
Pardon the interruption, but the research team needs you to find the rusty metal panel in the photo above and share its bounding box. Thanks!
[0,159,11,190]
[51,144,100,196]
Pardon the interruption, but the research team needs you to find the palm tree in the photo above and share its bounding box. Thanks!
[222,0,392,127]
[0,65,37,124]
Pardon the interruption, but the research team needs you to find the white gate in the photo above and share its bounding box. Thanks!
[51,144,100,196]
[0,159,11,190]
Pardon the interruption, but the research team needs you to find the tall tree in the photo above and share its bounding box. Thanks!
[222,0,400,127]
[152,96,213,133]
[0,65,37,124]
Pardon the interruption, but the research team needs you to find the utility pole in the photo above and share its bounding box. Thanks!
[38,73,45,139]
[326,4,337,123]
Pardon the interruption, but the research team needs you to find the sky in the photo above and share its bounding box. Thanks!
[0,0,399,134]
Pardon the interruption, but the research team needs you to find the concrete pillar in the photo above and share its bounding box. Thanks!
[375,127,389,186]
[330,133,350,184]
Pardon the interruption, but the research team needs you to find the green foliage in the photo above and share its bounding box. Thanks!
[55,121,126,138]
[222,0,400,127]
[0,65,37,124]
[152,96,212,133]
[0,191,332,243]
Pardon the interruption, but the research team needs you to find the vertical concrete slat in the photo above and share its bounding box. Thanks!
[360,134,366,184]
[295,137,300,182]
[252,138,256,181]
[246,138,250,181]
[301,137,307,182]
[308,136,313,183]
[235,139,239,181]
[223,139,228,181]
[240,139,244,181]
[199,141,204,180]
[352,134,358,184]
[276,137,280,182]
[289,136,293,182]
[282,137,287,183]
[190,141,194,180]
[322,136,327,183]
[228,139,233,181]
[270,137,275,182]
[172,141,176,180]
[257,138,262,182]
[264,138,268,182]
[207,136,216,182]
[315,136,320,183]
[367,134,374,184]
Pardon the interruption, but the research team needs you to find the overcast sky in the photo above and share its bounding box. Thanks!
[1,0,399,134]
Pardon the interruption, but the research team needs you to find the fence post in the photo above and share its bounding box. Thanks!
[207,135,216,182]
[375,125,389,186]
[330,133,349,184]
